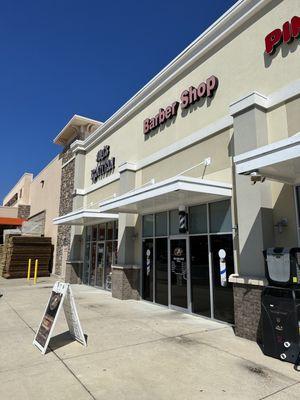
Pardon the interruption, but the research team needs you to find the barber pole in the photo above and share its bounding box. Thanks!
[218,249,227,287]
[178,206,188,233]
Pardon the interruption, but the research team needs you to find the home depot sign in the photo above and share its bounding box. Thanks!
[143,75,219,135]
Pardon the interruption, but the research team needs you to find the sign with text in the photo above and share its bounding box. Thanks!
[143,75,219,135]
[91,145,115,183]
[265,16,300,55]
[33,281,86,355]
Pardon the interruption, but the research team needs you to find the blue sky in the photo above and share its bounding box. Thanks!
[0,0,236,202]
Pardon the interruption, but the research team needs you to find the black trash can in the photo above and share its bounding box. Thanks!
[261,286,300,363]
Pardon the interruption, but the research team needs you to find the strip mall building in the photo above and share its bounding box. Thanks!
[5,0,300,341]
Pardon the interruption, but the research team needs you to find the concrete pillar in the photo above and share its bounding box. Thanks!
[117,164,137,266]
[232,98,275,278]
[112,163,140,300]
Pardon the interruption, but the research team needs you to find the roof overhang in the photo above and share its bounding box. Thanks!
[53,209,118,226]
[53,115,102,146]
[234,133,300,185]
[99,176,232,214]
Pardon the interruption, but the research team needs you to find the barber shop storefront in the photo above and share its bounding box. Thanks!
[141,201,234,323]
[53,0,300,339]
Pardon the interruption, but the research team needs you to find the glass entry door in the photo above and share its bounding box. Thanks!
[210,234,234,324]
[95,242,105,288]
[170,238,188,309]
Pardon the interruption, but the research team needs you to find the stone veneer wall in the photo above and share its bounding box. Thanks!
[112,266,140,300]
[233,283,264,342]
[55,148,75,276]
[17,205,31,219]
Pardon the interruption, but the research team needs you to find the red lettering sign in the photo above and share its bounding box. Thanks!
[265,16,300,54]
[143,75,219,135]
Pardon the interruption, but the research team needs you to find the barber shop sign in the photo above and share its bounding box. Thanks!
[143,75,219,136]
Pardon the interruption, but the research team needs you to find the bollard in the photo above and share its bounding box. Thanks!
[33,259,38,285]
[27,259,32,281]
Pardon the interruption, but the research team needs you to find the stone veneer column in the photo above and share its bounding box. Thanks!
[230,275,267,342]
[17,205,31,219]
[64,149,86,283]
[111,163,141,300]
[55,147,75,276]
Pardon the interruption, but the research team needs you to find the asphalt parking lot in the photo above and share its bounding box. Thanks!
[1,277,300,399]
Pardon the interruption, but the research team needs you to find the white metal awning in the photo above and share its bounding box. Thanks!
[53,209,118,226]
[98,176,232,214]
[234,133,300,185]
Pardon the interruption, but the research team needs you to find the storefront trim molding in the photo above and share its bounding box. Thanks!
[229,79,300,116]
[73,115,232,182]
[68,0,272,153]
[137,116,232,170]
[229,273,267,286]
[76,174,120,197]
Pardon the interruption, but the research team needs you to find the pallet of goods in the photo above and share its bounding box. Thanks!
[2,236,52,279]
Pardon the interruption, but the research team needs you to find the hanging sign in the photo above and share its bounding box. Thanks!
[33,281,86,355]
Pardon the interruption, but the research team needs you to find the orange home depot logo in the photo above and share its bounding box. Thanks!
[265,16,300,54]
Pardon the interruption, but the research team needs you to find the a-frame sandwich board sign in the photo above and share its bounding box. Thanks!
[33,281,87,355]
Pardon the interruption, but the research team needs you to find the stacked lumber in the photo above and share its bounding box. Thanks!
[0,245,4,276]
[2,236,52,279]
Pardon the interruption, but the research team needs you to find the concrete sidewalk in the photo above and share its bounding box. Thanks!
[1,278,300,400]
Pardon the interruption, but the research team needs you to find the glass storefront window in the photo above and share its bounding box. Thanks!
[85,226,92,242]
[155,212,167,236]
[143,214,154,237]
[209,200,232,233]
[92,225,98,241]
[142,238,154,301]
[169,209,180,235]
[155,238,168,306]
[82,242,90,284]
[98,223,106,241]
[112,240,118,265]
[189,205,207,234]
[107,221,114,240]
[113,221,118,240]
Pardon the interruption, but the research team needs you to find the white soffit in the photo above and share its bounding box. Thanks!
[53,209,118,226]
[234,133,300,184]
[99,176,232,214]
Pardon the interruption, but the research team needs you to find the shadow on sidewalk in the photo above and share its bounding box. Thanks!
[47,331,88,353]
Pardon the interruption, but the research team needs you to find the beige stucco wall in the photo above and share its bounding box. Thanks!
[271,182,298,247]
[68,1,300,280]
[267,96,300,144]
[83,0,299,190]
[29,155,62,266]
[3,173,33,206]
[85,180,119,209]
